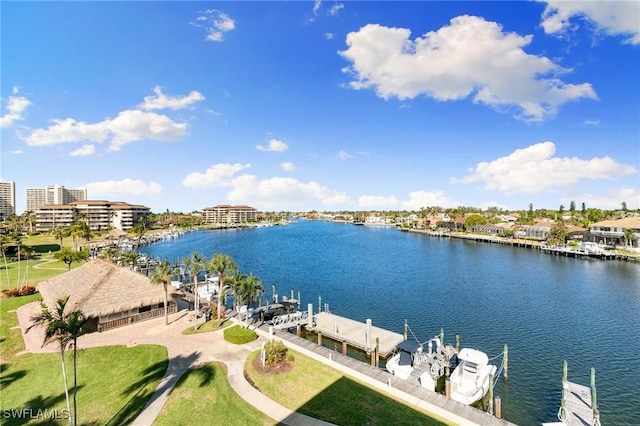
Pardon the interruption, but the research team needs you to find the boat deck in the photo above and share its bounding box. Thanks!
[309,311,405,357]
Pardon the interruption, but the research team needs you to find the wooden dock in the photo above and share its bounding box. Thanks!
[561,381,594,425]
[309,311,405,357]
[261,322,514,426]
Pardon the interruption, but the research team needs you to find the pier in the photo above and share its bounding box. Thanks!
[544,362,600,426]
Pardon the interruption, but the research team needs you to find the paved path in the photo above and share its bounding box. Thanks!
[16,302,333,426]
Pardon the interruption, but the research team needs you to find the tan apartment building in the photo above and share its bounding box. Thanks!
[203,205,257,225]
[0,180,16,219]
[36,200,150,232]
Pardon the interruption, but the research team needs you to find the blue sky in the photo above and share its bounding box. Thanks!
[1,1,639,214]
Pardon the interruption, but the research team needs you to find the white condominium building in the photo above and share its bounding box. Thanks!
[0,181,16,219]
[203,205,257,224]
[35,200,150,232]
[26,185,87,211]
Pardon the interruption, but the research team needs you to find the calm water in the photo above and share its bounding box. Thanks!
[140,220,640,425]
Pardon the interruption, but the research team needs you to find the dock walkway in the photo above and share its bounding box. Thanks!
[258,322,515,426]
[559,381,596,426]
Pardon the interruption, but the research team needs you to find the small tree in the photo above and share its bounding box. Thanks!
[55,247,90,271]
[547,221,569,246]
[264,339,288,365]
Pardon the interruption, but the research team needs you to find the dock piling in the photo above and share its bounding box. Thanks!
[440,328,445,347]
[455,333,459,353]
[488,373,494,415]
[495,396,502,419]
[404,319,408,340]
[445,379,451,399]
[503,344,508,381]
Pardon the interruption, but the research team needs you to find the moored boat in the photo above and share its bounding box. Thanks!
[449,348,497,405]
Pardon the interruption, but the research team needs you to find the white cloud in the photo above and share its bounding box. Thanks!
[1,93,32,128]
[139,86,205,111]
[337,150,352,160]
[10,149,23,154]
[194,10,235,42]
[584,119,600,125]
[339,16,597,122]
[325,32,334,40]
[182,162,350,207]
[312,0,322,17]
[107,109,188,151]
[182,163,251,188]
[280,162,296,171]
[450,142,637,194]
[69,144,96,157]
[80,178,162,196]
[23,109,188,151]
[329,3,344,16]
[256,138,288,152]
[358,190,459,210]
[228,175,350,206]
[575,187,640,210]
[541,1,640,45]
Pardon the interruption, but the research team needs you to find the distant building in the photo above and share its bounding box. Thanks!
[203,205,257,225]
[0,181,16,219]
[26,184,87,211]
[35,200,150,232]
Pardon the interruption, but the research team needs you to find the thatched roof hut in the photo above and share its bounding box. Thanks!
[38,259,176,323]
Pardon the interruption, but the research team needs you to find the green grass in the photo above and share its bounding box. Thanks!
[1,345,168,425]
[0,293,41,360]
[244,350,449,426]
[223,325,258,344]
[181,319,232,335]
[153,362,274,426]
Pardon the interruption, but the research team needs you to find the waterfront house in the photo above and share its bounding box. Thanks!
[587,217,640,248]
[37,259,178,332]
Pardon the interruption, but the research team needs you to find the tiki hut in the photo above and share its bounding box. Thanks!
[38,259,178,332]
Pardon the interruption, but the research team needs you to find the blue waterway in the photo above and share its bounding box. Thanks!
[140,220,640,425]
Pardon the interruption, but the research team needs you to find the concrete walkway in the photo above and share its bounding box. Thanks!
[16,303,333,426]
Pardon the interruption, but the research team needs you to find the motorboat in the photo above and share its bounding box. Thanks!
[449,348,497,405]
[385,340,423,380]
[418,335,455,392]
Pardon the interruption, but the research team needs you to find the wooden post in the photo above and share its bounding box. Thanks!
[376,338,380,368]
[503,344,508,381]
[455,333,460,353]
[298,290,301,309]
[563,360,568,384]
[591,367,598,422]
[342,341,348,356]
[495,396,502,419]
[440,328,445,346]
[445,379,451,399]
[317,331,322,346]
[488,373,494,415]
[403,319,408,340]
[296,324,301,337]
[290,288,294,300]
[370,350,375,367]
[318,295,321,314]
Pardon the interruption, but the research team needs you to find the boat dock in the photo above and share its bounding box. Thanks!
[256,320,515,426]
[308,311,405,357]
[544,362,600,426]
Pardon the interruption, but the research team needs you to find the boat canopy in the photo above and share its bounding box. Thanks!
[457,348,489,365]
[396,339,422,353]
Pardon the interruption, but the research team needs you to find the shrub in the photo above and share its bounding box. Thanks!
[264,339,288,365]
[1,287,37,298]
[223,325,257,344]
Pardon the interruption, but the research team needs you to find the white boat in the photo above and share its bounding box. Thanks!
[449,348,497,405]
[418,335,455,392]
[385,340,423,380]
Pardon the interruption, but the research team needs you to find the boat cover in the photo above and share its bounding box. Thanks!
[396,339,422,353]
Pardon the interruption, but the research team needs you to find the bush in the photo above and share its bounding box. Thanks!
[264,339,288,365]
[223,325,257,344]
[2,286,37,298]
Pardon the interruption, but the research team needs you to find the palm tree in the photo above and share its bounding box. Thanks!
[52,226,66,248]
[184,251,205,330]
[0,235,11,290]
[622,228,636,248]
[28,296,91,426]
[150,261,172,325]
[224,272,248,310]
[207,253,238,325]
[241,274,264,307]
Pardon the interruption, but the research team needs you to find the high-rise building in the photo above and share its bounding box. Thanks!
[0,181,16,219]
[35,200,150,232]
[25,185,87,211]
[203,205,257,224]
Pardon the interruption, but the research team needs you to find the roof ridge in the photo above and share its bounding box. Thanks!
[72,262,116,312]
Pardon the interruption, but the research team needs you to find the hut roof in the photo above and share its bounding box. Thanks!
[38,259,174,318]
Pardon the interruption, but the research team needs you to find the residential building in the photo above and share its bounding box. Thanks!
[25,185,87,211]
[587,217,640,248]
[35,200,150,232]
[0,181,16,219]
[203,205,257,224]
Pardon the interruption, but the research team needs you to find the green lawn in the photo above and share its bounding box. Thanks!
[181,318,232,335]
[1,345,168,425]
[0,295,168,426]
[153,362,274,426]
[244,350,449,426]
